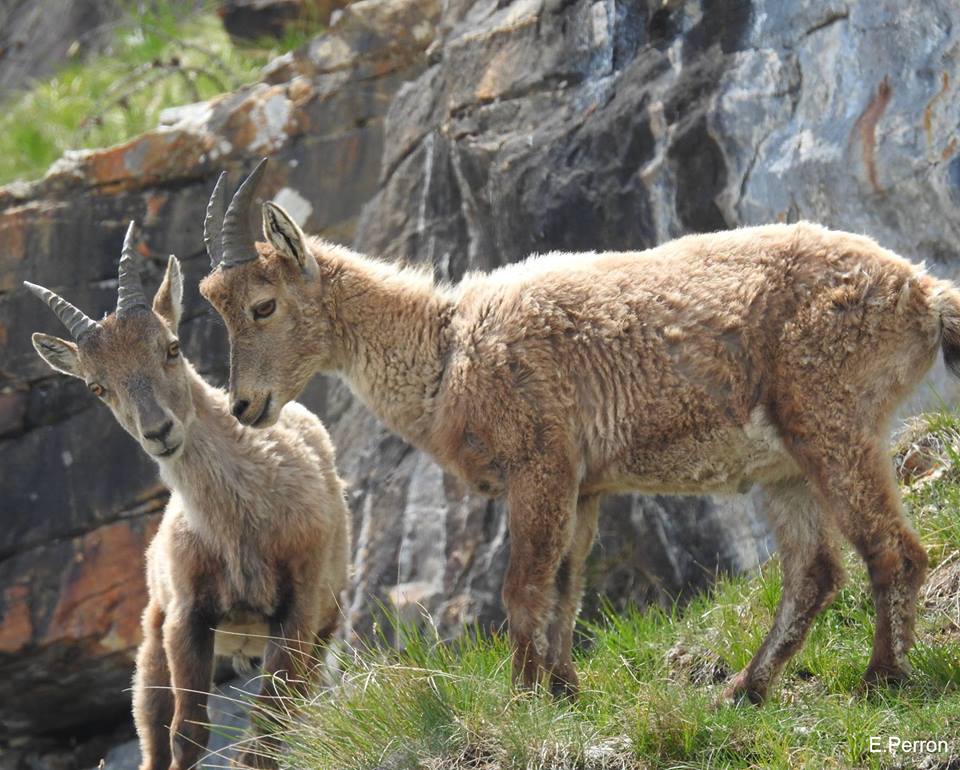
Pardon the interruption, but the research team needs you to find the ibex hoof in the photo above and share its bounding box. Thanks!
[548,665,580,700]
[859,662,909,694]
[720,670,767,706]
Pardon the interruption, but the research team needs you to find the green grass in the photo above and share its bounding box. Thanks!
[248,413,960,770]
[0,2,320,185]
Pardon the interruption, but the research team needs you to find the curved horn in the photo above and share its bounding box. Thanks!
[116,221,148,317]
[204,171,228,268]
[221,158,267,267]
[24,281,100,341]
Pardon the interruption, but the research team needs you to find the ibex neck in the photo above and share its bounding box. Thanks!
[322,251,452,450]
[158,363,265,527]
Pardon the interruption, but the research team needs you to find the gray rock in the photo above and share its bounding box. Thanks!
[345,0,772,641]
[93,739,140,770]
[0,0,119,95]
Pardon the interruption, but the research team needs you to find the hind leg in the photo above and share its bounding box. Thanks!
[545,493,600,699]
[724,477,846,704]
[793,437,928,687]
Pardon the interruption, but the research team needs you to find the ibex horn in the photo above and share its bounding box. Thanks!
[204,171,228,268]
[220,158,268,268]
[116,221,148,317]
[23,282,100,341]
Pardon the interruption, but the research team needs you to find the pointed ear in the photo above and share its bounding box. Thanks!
[32,333,83,378]
[153,255,183,330]
[261,201,318,279]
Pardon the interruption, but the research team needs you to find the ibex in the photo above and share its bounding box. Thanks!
[200,159,954,704]
[26,223,350,769]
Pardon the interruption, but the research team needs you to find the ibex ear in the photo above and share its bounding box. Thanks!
[153,255,183,330]
[261,201,318,279]
[32,333,82,378]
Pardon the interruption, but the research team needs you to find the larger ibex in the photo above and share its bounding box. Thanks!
[27,223,350,769]
[200,159,955,704]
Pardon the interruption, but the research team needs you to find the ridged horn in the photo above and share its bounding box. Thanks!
[116,221,148,317]
[204,171,228,268]
[221,158,268,267]
[24,281,100,341]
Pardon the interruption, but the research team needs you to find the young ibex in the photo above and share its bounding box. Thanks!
[200,159,956,704]
[27,223,350,769]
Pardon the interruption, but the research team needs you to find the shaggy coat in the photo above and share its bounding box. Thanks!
[202,217,956,703]
[31,255,350,769]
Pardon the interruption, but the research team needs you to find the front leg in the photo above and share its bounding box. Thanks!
[502,455,578,691]
[133,601,173,770]
[164,606,215,770]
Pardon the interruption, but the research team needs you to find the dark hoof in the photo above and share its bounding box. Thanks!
[720,670,767,706]
[860,663,909,693]
[548,669,580,701]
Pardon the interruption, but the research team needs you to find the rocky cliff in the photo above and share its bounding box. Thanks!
[0,0,124,94]
[1,0,959,765]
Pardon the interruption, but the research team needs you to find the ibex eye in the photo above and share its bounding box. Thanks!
[89,383,105,397]
[167,341,180,359]
[253,299,276,320]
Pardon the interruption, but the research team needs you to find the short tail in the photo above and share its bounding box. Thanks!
[935,281,960,377]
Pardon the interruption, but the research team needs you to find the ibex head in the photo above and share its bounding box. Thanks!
[27,223,193,460]
[200,158,328,428]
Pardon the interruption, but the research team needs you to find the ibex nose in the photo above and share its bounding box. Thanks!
[143,420,174,442]
[231,400,250,420]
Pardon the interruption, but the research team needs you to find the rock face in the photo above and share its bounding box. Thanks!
[0,0,122,94]
[219,0,351,42]
[2,0,960,761]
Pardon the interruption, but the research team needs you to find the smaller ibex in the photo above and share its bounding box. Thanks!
[26,224,350,770]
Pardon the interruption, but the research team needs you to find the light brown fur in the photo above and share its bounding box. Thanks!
[31,256,350,768]
[202,219,959,702]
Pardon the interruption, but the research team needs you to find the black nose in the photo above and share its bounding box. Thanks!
[232,400,250,419]
[143,420,173,442]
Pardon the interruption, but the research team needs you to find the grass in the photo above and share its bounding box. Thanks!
[0,2,321,185]
[231,412,960,770]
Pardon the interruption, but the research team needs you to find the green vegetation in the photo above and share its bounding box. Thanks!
[244,412,960,769]
[0,3,319,185]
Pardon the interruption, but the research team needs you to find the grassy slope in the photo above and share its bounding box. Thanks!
[0,3,316,185]
[254,413,960,770]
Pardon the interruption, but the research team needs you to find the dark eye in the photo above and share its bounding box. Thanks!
[253,299,276,320]
[167,340,180,360]
[89,383,105,397]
